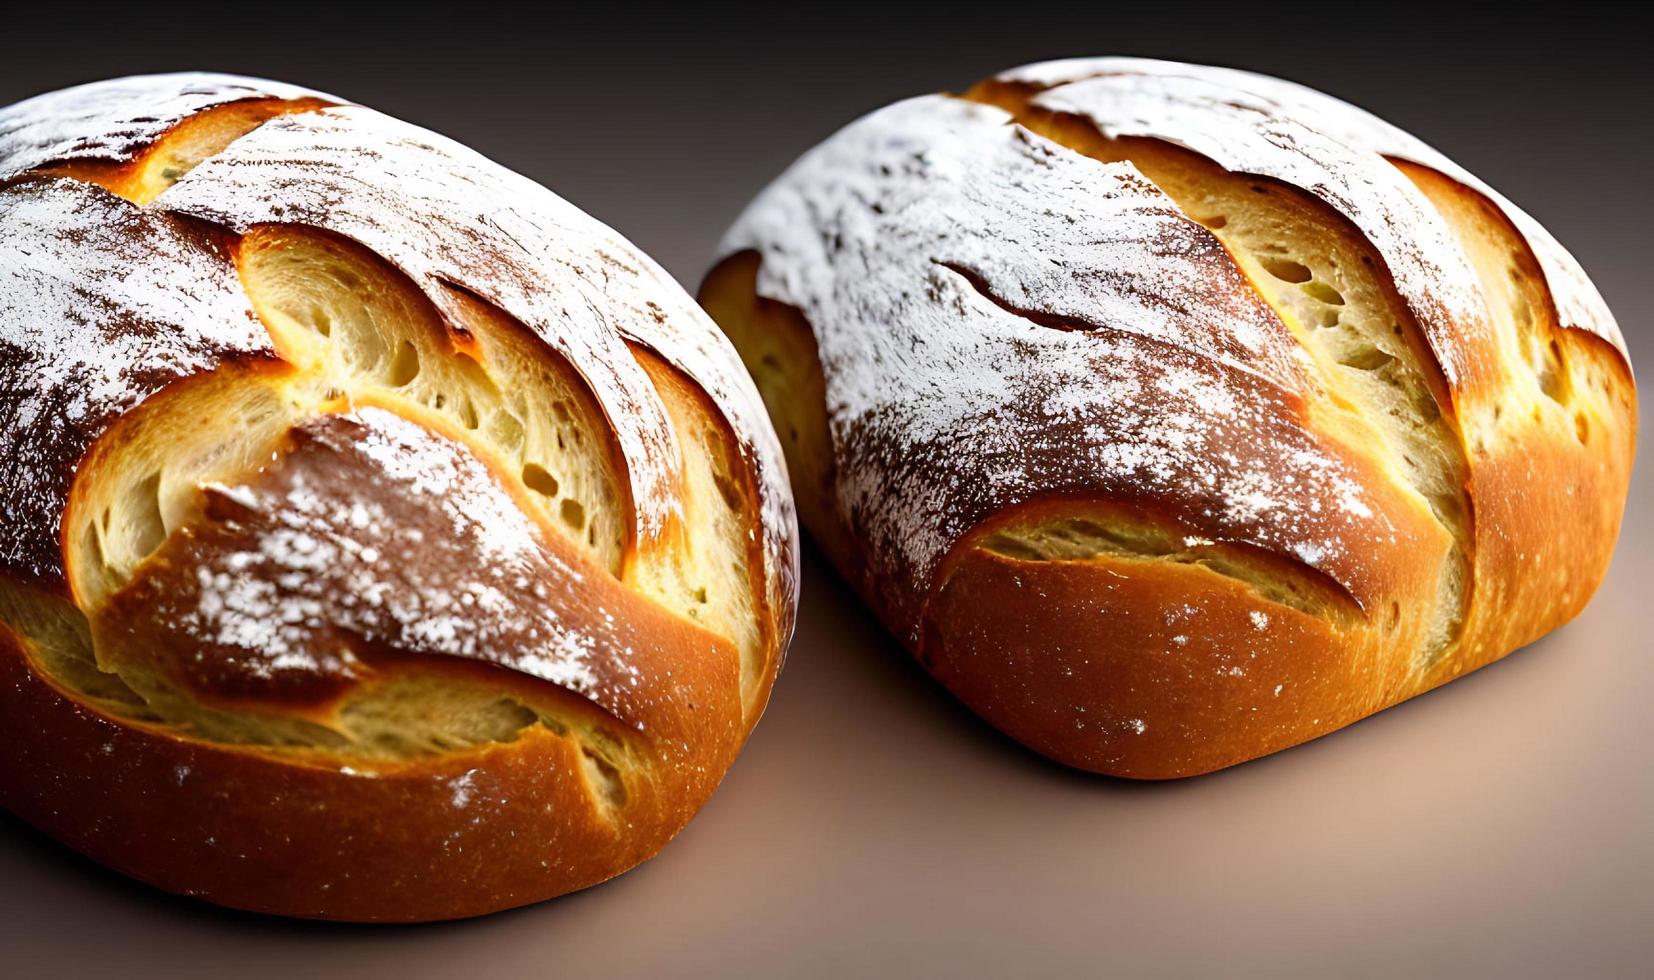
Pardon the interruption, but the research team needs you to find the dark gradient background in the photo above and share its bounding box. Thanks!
[2,3,1650,977]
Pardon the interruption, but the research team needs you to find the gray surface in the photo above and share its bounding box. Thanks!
[2,5,1650,977]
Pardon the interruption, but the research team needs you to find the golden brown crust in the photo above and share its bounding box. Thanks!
[0,622,728,922]
[0,74,795,919]
[921,486,1443,777]
[704,60,1636,778]
[927,544,1372,778]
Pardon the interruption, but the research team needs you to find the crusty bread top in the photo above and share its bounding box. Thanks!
[0,73,797,642]
[1000,58,1625,362]
[720,94,1404,636]
[0,73,332,181]
[718,59,1632,644]
[1,73,799,757]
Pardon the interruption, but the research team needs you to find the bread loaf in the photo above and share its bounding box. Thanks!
[0,73,798,920]
[701,58,1634,778]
